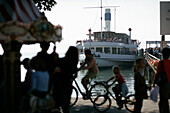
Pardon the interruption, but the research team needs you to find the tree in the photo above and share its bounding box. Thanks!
[33,0,57,11]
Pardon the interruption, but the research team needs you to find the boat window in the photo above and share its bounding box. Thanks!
[125,48,130,55]
[118,48,121,54]
[90,47,94,50]
[85,47,89,50]
[104,47,110,54]
[128,48,136,55]
[90,47,94,52]
[122,47,127,54]
[112,48,117,54]
[96,47,102,52]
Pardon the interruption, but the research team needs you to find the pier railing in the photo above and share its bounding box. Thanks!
[145,52,160,73]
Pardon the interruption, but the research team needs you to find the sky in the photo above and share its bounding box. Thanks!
[43,0,170,53]
[0,0,169,55]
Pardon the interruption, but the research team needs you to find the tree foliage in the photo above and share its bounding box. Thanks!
[33,0,57,11]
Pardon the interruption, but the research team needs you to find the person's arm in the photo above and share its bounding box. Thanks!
[134,72,140,92]
[153,61,161,86]
[28,72,36,94]
[31,73,36,90]
[80,58,87,69]
[82,59,95,70]
[72,66,78,78]
[106,76,115,83]
[109,75,119,87]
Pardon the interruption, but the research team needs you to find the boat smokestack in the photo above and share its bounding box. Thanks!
[105,9,111,31]
[128,28,132,44]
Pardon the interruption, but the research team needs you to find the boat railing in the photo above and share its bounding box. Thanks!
[145,52,160,73]
[82,39,130,44]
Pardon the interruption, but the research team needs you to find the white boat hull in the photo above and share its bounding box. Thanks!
[79,54,136,68]
[95,58,134,68]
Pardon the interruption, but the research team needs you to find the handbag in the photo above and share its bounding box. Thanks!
[150,86,159,102]
[155,61,168,86]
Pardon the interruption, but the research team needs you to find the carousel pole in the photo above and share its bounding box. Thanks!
[1,40,22,113]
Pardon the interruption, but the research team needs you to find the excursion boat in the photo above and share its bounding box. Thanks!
[76,3,139,67]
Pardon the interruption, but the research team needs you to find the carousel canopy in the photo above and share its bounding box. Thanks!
[0,0,62,43]
[0,0,41,23]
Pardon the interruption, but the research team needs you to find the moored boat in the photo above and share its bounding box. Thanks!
[76,2,140,68]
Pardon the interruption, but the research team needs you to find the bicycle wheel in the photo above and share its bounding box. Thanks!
[125,94,136,112]
[93,95,111,113]
[89,83,108,103]
[70,86,78,107]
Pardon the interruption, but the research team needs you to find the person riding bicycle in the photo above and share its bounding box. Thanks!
[106,67,128,110]
[80,49,99,98]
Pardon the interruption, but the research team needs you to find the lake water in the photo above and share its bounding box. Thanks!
[74,67,135,97]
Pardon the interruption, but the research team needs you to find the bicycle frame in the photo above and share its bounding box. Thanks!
[72,78,94,97]
[103,82,135,103]
[96,82,117,100]
[106,85,116,100]
[73,79,84,96]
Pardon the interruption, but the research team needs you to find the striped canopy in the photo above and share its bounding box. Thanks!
[0,0,62,43]
[0,0,41,23]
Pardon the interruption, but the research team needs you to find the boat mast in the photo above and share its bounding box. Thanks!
[85,1,119,39]
[114,7,116,31]
[101,0,103,39]
[113,6,119,31]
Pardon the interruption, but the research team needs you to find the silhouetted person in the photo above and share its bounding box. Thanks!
[21,58,32,95]
[53,46,78,113]
[49,45,59,74]
[29,56,49,98]
[149,48,153,55]
[36,42,50,71]
[35,42,56,93]
[134,58,148,113]
[80,49,99,98]
[154,48,170,113]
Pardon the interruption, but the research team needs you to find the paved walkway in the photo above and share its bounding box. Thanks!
[70,98,170,113]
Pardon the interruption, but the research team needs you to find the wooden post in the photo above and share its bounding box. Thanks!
[161,35,165,60]
[1,41,22,113]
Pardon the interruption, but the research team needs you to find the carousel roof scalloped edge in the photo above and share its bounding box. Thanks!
[0,17,63,44]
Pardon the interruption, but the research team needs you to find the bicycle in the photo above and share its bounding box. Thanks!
[70,77,108,107]
[91,81,136,112]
